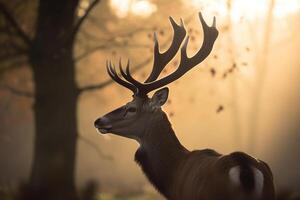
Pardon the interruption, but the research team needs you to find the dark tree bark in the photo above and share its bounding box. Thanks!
[0,0,151,198]
[27,1,80,199]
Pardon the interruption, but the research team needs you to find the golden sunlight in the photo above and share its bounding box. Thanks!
[77,0,90,17]
[185,0,300,21]
[110,0,157,18]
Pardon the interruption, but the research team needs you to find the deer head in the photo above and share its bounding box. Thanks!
[94,12,218,141]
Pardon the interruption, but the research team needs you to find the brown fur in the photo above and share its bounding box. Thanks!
[134,112,275,200]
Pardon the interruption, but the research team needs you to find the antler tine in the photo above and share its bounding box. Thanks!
[180,12,218,69]
[106,60,137,93]
[118,59,143,88]
[118,59,127,78]
[125,61,145,88]
[144,16,187,83]
[141,12,218,93]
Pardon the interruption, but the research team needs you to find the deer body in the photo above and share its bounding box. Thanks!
[94,12,275,200]
[133,111,274,200]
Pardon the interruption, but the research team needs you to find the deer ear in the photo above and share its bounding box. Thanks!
[150,87,169,108]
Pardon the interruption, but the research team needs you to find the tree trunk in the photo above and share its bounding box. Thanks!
[26,1,79,199]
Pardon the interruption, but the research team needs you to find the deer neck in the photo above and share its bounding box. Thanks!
[134,112,188,198]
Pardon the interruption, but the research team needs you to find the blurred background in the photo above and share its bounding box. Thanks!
[0,0,299,199]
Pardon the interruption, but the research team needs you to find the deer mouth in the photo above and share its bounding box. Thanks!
[94,117,113,134]
[97,125,112,134]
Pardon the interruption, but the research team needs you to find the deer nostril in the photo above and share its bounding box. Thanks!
[94,118,102,128]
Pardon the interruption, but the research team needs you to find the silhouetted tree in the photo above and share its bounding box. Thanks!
[0,0,100,199]
[0,1,181,199]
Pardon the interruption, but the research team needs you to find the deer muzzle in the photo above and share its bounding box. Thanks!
[94,117,112,134]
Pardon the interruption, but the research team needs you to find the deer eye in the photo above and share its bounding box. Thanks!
[124,107,137,117]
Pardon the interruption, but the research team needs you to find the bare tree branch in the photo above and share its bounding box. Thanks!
[0,83,33,98]
[75,44,112,61]
[0,23,29,65]
[80,22,157,42]
[0,58,28,75]
[72,0,100,40]
[78,134,113,161]
[76,25,168,61]
[0,2,32,46]
[75,21,156,61]
[85,15,110,34]
[75,43,150,61]
[0,49,27,62]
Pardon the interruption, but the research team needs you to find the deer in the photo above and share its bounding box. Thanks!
[94,12,275,200]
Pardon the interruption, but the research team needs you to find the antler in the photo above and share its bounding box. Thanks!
[145,17,186,83]
[106,60,137,93]
[107,12,218,97]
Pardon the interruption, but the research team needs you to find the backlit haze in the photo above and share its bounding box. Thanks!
[1,0,300,198]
